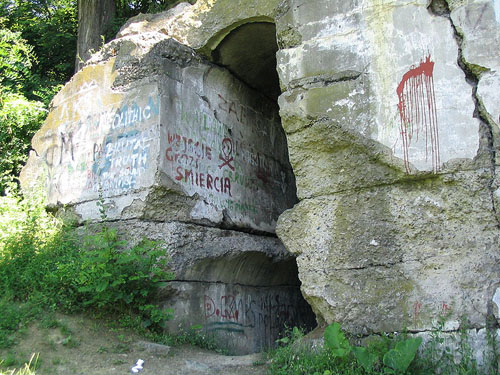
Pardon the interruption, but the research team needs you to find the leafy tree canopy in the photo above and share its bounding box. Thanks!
[0,0,77,194]
[0,27,46,194]
[0,26,35,94]
[0,0,78,98]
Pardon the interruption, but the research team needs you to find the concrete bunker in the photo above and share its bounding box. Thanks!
[20,0,500,364]
[20,14,316,354]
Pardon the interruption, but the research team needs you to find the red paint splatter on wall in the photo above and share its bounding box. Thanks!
[413,301,422,322]
[441,302,451,315]
[397,55,440,173]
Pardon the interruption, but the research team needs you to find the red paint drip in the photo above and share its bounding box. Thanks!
[397,55,440,173]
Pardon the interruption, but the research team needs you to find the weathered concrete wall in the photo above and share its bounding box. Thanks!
[23,60,160,206]
[104,219,315,354]
[274,0,500,347]
[162,282,315,354]
[20,4,307,354]
[22,35,295,232]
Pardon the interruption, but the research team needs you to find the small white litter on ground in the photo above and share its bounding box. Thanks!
[131,359,145,373]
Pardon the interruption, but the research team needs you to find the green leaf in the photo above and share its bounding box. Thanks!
[110,279,125,287]
[95,280,109,293]
[324,322,351,357]
[276,336,290,345]
[353,346,378,372]
[124,294,133,304]
[383,337,422,372]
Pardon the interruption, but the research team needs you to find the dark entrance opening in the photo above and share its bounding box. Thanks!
[212,22,281,102]
[208,21,317,352]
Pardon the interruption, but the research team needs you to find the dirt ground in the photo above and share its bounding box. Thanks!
[0,314,269,375]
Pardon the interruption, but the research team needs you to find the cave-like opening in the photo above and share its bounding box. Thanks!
[207,21,317,353]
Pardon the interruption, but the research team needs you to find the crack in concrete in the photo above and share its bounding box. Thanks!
[90,216,282,239]
[430,0,500,228]
[328,254,445,272]
[167,279,301,288]
[298,166,492,201]
[330,260,404,271]
[286,71,363,91]
[406,326,490,334]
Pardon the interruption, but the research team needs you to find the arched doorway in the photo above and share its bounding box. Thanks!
[200,20,317,353]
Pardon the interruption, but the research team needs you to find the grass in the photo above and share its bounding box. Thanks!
[268,345,360,375]
[0,354,38,375]
[0,192,175,351]
[0,192,183,373]
[146,324,224,353]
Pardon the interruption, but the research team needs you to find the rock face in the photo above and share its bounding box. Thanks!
[274,0,500,361]
[21,0,500,358]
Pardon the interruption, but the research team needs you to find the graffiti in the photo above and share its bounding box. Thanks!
[203,293,303,332]
[165,130,232,196]
[218,138,235,171]
[175,168,232,196]
[411,300,453,325]
[39,131,72,168]
[204,322,245,334]
[166,131,213,169]
[223,170,258,190]
[59,131,74,164]
[396,55,440,173]
[177,102,226,139]
[59,94,160,135]
[202,195,261,215]
[413,301,422,322]
[42,94,160,167]
[217,94,248,125]
[231,139,277,183]
[111,95,160,130]
[441,302,451,315]
[161,92,293,227]
[86,128,154,192]
[226,199,258,214]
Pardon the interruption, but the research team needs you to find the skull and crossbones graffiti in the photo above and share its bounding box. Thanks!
[218,137,235,171]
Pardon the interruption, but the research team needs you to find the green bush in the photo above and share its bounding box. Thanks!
[269,326,358,375]
[0,192,174,348]
[0,27,48,194]
[321,322,422,374]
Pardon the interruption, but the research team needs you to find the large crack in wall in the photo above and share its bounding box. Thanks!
[430,0,500,229]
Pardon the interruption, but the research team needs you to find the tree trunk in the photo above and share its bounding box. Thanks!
[75,0,116,72]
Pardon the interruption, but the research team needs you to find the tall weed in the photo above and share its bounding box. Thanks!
[0,192,174,348]
[268,321,496,375]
